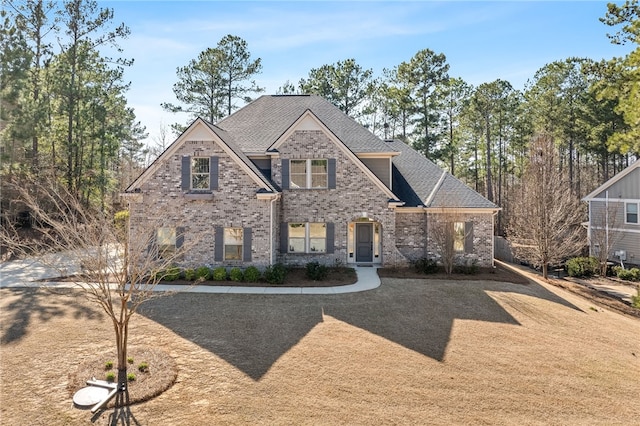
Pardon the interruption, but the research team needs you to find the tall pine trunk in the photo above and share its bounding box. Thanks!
[484,116,493,202]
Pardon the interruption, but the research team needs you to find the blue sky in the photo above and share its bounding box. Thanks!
[102,1,632,146]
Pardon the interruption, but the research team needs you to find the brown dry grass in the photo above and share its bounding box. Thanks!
[2,276,639,425]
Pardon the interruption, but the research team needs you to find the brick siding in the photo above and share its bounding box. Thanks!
[127,128,495,270]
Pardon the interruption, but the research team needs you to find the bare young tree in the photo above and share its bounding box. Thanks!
[508,133,586,279]
[588,198,623,276]
[428,207,473,275]
[1,176,194,390]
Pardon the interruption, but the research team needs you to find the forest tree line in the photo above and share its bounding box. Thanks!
[1,0,144,212]
[2,0,639,238]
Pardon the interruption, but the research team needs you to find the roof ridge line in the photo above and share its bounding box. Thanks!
[424,170,447,207]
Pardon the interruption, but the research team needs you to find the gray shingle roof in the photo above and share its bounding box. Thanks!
[429,173,499,209]
[385,139,498,209]
[203,121,279,191]
[216,95,394,153]
[213,95,496,210]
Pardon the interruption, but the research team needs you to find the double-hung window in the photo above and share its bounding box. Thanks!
[453,222,465,252]
[157,227,176,258]
[289,159,327,189]
[224,227,243,260]
[288,223,326,253]
[191,157,210,190]
[626,202,639,224]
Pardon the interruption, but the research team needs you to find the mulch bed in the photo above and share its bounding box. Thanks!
[378,264,530,285]
[162,266,358,287]
[39,266,358,287]
[67,346,177,407]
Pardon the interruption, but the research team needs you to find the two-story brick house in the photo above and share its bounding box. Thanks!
[122,95,499,269]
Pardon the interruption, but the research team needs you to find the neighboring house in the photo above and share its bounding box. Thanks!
[122,95,499,269]
[582,160,640,265]
[583,160,640,267]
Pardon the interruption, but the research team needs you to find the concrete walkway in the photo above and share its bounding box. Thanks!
[0,257,380,294]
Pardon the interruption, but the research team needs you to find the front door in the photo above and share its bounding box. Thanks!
[355,223,373,262]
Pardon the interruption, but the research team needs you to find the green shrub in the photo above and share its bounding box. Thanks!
[105,371,116,382]
[414,257,439,274]
[104,360,113,370]
[567,257,599,278]
[244,266,261,282]
[114,210,129,231]
[632,286,640,309]
[212,267,227,281]
[229,267,243,282]
[184,268,197,281]
[305,261,328,281]
[264,263,287,285]
[127,373,136,382]
[127,356,134,364]
[137,362,149,373]
[157,267,181,281]
[196,266,212,280]
[614,267,640,281]
[454,259,478,275]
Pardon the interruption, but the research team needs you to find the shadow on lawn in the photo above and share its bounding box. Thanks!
[91,390,141,426]
[138,279,581,381]
[0,287,102,345]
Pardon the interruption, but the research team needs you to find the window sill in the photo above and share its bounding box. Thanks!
[185,192,213,200]
[287,252,328,255]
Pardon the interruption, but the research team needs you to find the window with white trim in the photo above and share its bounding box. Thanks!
[288,223,326,253]
[289,159,327,189]
[626,202,639,224]
[224,228,243,260]
[191,157,210,190]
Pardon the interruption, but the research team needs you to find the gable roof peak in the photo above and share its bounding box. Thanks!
[583,159,639,201]
[215,94,393,153]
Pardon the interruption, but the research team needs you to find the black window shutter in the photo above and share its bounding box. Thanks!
[328,158,336,189]
[281,159,290,190]
[280,222,289,253]
[181,156,191,190]
[176,227,185,249]
[210,156,219,190]
[243,227,252,262]
[464,222,474,254]
[326,222,335,254]
[214,227,224,261]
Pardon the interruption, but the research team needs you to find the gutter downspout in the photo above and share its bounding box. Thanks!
[492,210,499,267]
[605,190,609,261]
[270,195,279,265]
